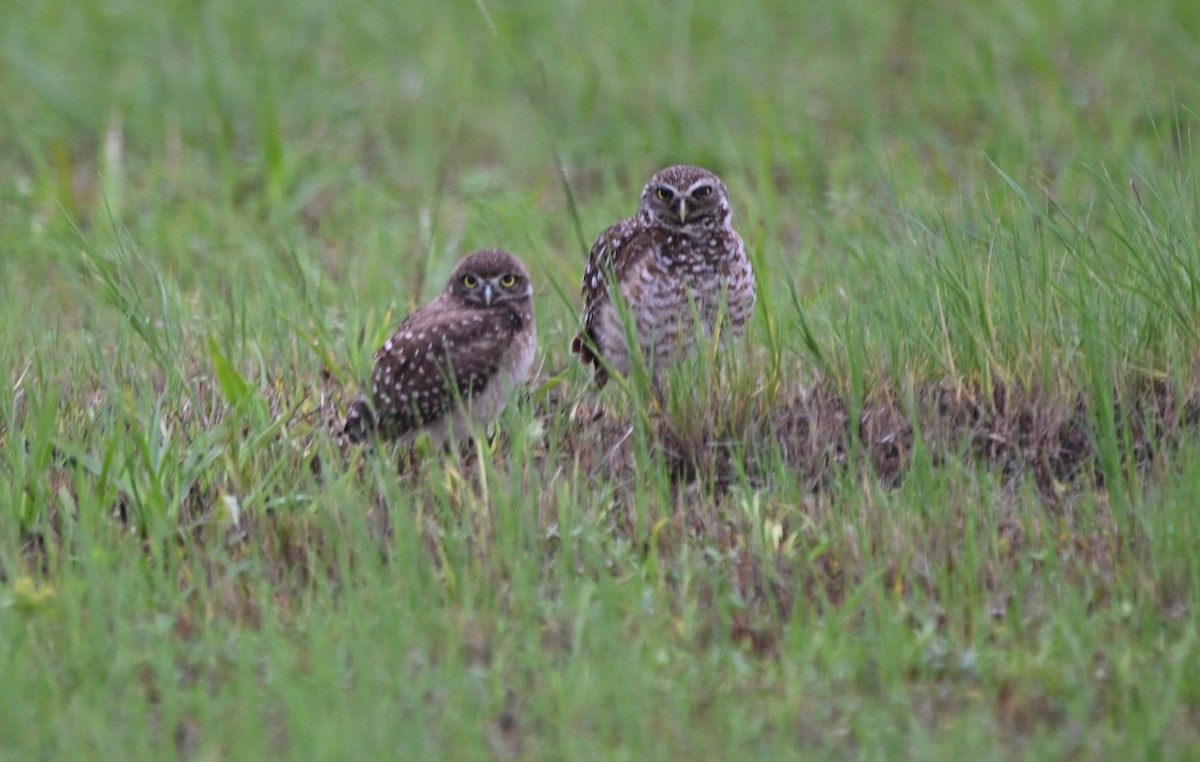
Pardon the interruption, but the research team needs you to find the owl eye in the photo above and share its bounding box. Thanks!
[692,185,713,199]
[499,274,517,288]
[656,186,674,202]
[462,274,479,288]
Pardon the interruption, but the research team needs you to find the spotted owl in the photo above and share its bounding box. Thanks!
[570,165,756,386]
[342,249,537,446]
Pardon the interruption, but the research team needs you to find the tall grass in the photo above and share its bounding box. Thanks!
[2,0,1200,757]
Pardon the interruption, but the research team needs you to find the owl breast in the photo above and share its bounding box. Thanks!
[451,313,537,440]
[599,230,754,379]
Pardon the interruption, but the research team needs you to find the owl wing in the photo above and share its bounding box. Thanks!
[346,304,523,441]
[571,218,663,379]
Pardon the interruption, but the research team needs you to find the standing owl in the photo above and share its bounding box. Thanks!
[342,249,537,446]
[570,165,755,386]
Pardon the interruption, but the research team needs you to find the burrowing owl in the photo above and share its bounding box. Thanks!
[571,165,755,386]
[342,249,537,446]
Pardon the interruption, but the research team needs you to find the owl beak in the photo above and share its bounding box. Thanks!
[677,198,689,223]
[482,283,494,305]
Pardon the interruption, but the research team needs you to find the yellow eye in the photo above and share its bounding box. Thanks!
[693,185,712,199]
[462,274,478,288]
[656,186,674,201]
[499,274,517,288]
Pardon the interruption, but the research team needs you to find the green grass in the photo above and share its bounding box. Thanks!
[3,0,1200,758]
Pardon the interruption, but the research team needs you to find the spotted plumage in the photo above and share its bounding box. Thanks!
[571,165,756,386]
[342,249,537,446]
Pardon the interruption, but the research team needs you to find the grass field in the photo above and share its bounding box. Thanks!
[3,0,1200,758]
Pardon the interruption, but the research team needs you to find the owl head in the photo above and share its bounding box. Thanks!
[446,249,533,307]
[636,165,732,232]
